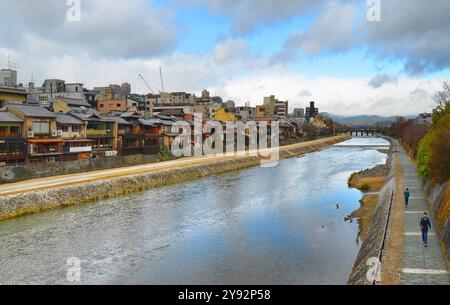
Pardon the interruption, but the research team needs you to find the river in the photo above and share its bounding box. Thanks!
[0,137,390,285]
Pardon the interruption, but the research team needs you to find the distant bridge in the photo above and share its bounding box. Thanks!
[343,128,379,137]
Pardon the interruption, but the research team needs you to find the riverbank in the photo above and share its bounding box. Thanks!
[0,135,349,222]
[348,161,389,241]
[347,139,396,285]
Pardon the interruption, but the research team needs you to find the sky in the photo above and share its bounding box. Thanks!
[1,0,450,116]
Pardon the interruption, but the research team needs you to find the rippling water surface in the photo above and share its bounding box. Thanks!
[0,138,389,284]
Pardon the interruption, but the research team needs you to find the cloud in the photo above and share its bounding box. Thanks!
[211,73,441,116]
[298,90,312,97]
[365,0,450,75]
[186,0,321,35]
[271,0,450,74]
[213,39,250,63]
[269,1,360,65]
[368,74,398,89]
[0,0,178,59]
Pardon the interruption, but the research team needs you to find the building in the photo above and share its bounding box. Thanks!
[52,97,93,114]
[225,100,236,113]
[159,92,193,105]
[56,114,92,161]
[97,99,128,114]
[275,100,289,117]
[71,110,118,157]
[0,69,17,87]
[121,83,131,97]
[29,80,90,103]
[0,86,28,106]
[211,107,238,123]
[305,101,319,123]
[6,103,63,163]
[293,108,305,118]
[263,95,276,116]
[255,105,267,117]
[0,111,27,164]
[236,106,255,120]
[416,113,433,125]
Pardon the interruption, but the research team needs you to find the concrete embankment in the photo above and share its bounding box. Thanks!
[423,180,450,265]
[347,139,397,285]
[0,135,349,221]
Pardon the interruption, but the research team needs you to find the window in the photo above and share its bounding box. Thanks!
[32,120,50,135]
[10,126,20,134]
[117,104,121,108]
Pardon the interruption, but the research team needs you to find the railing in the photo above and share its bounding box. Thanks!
[86,130,112,136]
[372,190,395,285]
[63,146,92,153]
[29,147,62,155]
[60,132,83,138]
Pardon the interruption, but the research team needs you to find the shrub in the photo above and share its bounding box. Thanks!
[417,114,450,182]
[427,115,450,183]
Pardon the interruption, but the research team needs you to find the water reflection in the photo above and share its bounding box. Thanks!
[0,138,389,285]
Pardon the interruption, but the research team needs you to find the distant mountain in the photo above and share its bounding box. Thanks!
[321,113,417,127]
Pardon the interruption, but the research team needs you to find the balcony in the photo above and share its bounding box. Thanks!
[86,130,113,138]
[28,139,64,156]
[86,130,110,135]
[61,131,83,138]
[0,132,22,138]
[29,147,63,155]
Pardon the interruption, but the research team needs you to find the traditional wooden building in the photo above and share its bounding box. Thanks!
[70,110,118,157]
[56,114,92,161]
[0,112,27,164]
[6,103,63,163]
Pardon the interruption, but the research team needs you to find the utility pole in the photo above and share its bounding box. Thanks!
[159,67,165,93]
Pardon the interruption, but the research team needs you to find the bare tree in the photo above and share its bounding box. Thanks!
[433,82,450,111]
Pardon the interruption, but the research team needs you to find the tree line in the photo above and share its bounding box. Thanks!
[379,82,450,184]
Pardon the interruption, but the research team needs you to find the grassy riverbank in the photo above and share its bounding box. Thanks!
[348,164,389,241]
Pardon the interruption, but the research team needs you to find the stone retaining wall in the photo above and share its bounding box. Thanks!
[423,180,450,264]
[347,139,397,285]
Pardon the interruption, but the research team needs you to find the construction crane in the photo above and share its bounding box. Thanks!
[159,67,165,93]
[138,74,156,117]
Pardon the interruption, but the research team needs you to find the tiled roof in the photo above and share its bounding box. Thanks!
[0,111,23,123]
[56,114,83,125]
[56,97,92,107]
[8,103,56,118]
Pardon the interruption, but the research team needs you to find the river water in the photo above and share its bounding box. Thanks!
[0,137,390,285]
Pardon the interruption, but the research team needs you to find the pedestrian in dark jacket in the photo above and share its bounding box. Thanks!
[404,188,410,208]
[420,212,432,247]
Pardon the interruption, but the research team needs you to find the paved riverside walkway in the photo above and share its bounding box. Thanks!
[398,147,450,285]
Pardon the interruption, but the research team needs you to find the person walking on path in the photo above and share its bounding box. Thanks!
[404,188,410,208]
[420,212,432,248]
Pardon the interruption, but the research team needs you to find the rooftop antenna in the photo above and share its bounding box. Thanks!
[6,54,19,70]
